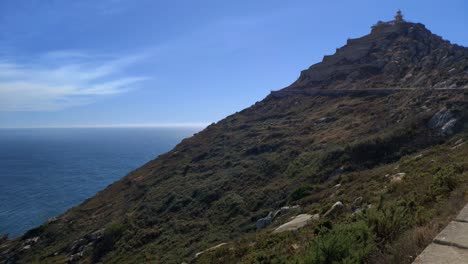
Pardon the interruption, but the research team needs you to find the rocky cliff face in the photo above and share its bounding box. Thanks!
[290,21,468,90]
[1,16,467,264]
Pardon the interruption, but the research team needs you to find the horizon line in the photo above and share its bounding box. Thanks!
[0,123,211,129]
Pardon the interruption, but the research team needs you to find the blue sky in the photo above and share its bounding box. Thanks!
[0,0,467,128]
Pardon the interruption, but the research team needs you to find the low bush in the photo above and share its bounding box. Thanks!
[93,222,126,262]
[300,221,375,264]
[291,186,313,201]
[431,166,458,197]
[361,203,411,243]
[22,225,47,240]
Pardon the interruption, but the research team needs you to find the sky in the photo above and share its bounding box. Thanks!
[0,0,467,128]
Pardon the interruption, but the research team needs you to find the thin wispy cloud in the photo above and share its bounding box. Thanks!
[0,51,148,111]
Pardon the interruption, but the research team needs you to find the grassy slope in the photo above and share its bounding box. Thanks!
[196,131,468,264]
[3,89,466,263]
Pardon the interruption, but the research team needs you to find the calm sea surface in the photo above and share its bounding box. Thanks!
[0,127,200,238]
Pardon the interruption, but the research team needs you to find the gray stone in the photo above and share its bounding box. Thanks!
[68,252,83,263]
[352,208,363,216]
[69,238,86,253]
[86,229,104,241]
[256,213,273,230]
[273,206,293,219]
[428,109,458,136]
[434,221,468,249]
[441,119,458,136]
[195,243,228,258]
[412,243,468,264]
[324,201,344,219]
[273,214,317,234]
[390,173,406,183]
[352,197,363,208]
[24,236,39,245]
[454,139,464,146]
[46,217,58,224]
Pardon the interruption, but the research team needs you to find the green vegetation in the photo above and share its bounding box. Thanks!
[300,221,375,264]
[93,222,126,262]
[194,131,468,264]
[22,225,46,240]
[4,89,466,264]
[291,186,313,201]
[430,166,460,197]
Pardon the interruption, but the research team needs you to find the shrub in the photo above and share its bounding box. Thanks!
[431,167,458,197]
[361,204,411,243]
[214,193,246,218]
[300,221,375,264]
[291,186,313,201]
[22,225,47,239]
[93,222,126,261]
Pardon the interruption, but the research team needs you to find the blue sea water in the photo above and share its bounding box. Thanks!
[0,127,200,238]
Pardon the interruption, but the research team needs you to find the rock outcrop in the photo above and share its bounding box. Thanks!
[256,205,300,230]
[428,109,459,136]
[273,214,319,234]
[289,21,468,90]
[324,201,345,219]
[194,243,229,258]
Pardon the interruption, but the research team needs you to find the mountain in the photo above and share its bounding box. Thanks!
[290,19,468,90]
[1,13,468,264]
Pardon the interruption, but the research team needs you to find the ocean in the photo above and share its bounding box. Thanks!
[0,127,201,238]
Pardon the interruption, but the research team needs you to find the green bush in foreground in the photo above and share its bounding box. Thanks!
[300,221,376,264]
[431,166,459,197]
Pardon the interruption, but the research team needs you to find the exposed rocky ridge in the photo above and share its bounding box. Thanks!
[290,20,468,90]
[1,16,467,264]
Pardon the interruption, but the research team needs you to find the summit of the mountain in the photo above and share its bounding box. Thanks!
[290,14,468,90]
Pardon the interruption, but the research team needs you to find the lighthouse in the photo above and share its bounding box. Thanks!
[395,10,404,23]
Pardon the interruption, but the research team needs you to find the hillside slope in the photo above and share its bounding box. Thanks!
[1,15,468,264]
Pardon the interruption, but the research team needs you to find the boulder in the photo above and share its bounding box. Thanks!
[441,119,457,136]
[273,214,318,233]
[69,238,86,254]
[272,206,292,219]
[352,197,363,209]
[324,201,344,218]
[452,141,465,150]
[46,217,58,224]
[256,205,301,230]
[256,212,273,230]
[24,236,39,246]
[311,213,320,221]
[390,173,406,183]
[428,109,458,136]
[67,252,83,263]
[86,229,104,242]
[194,243,228,258]
[352,208,363,216]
